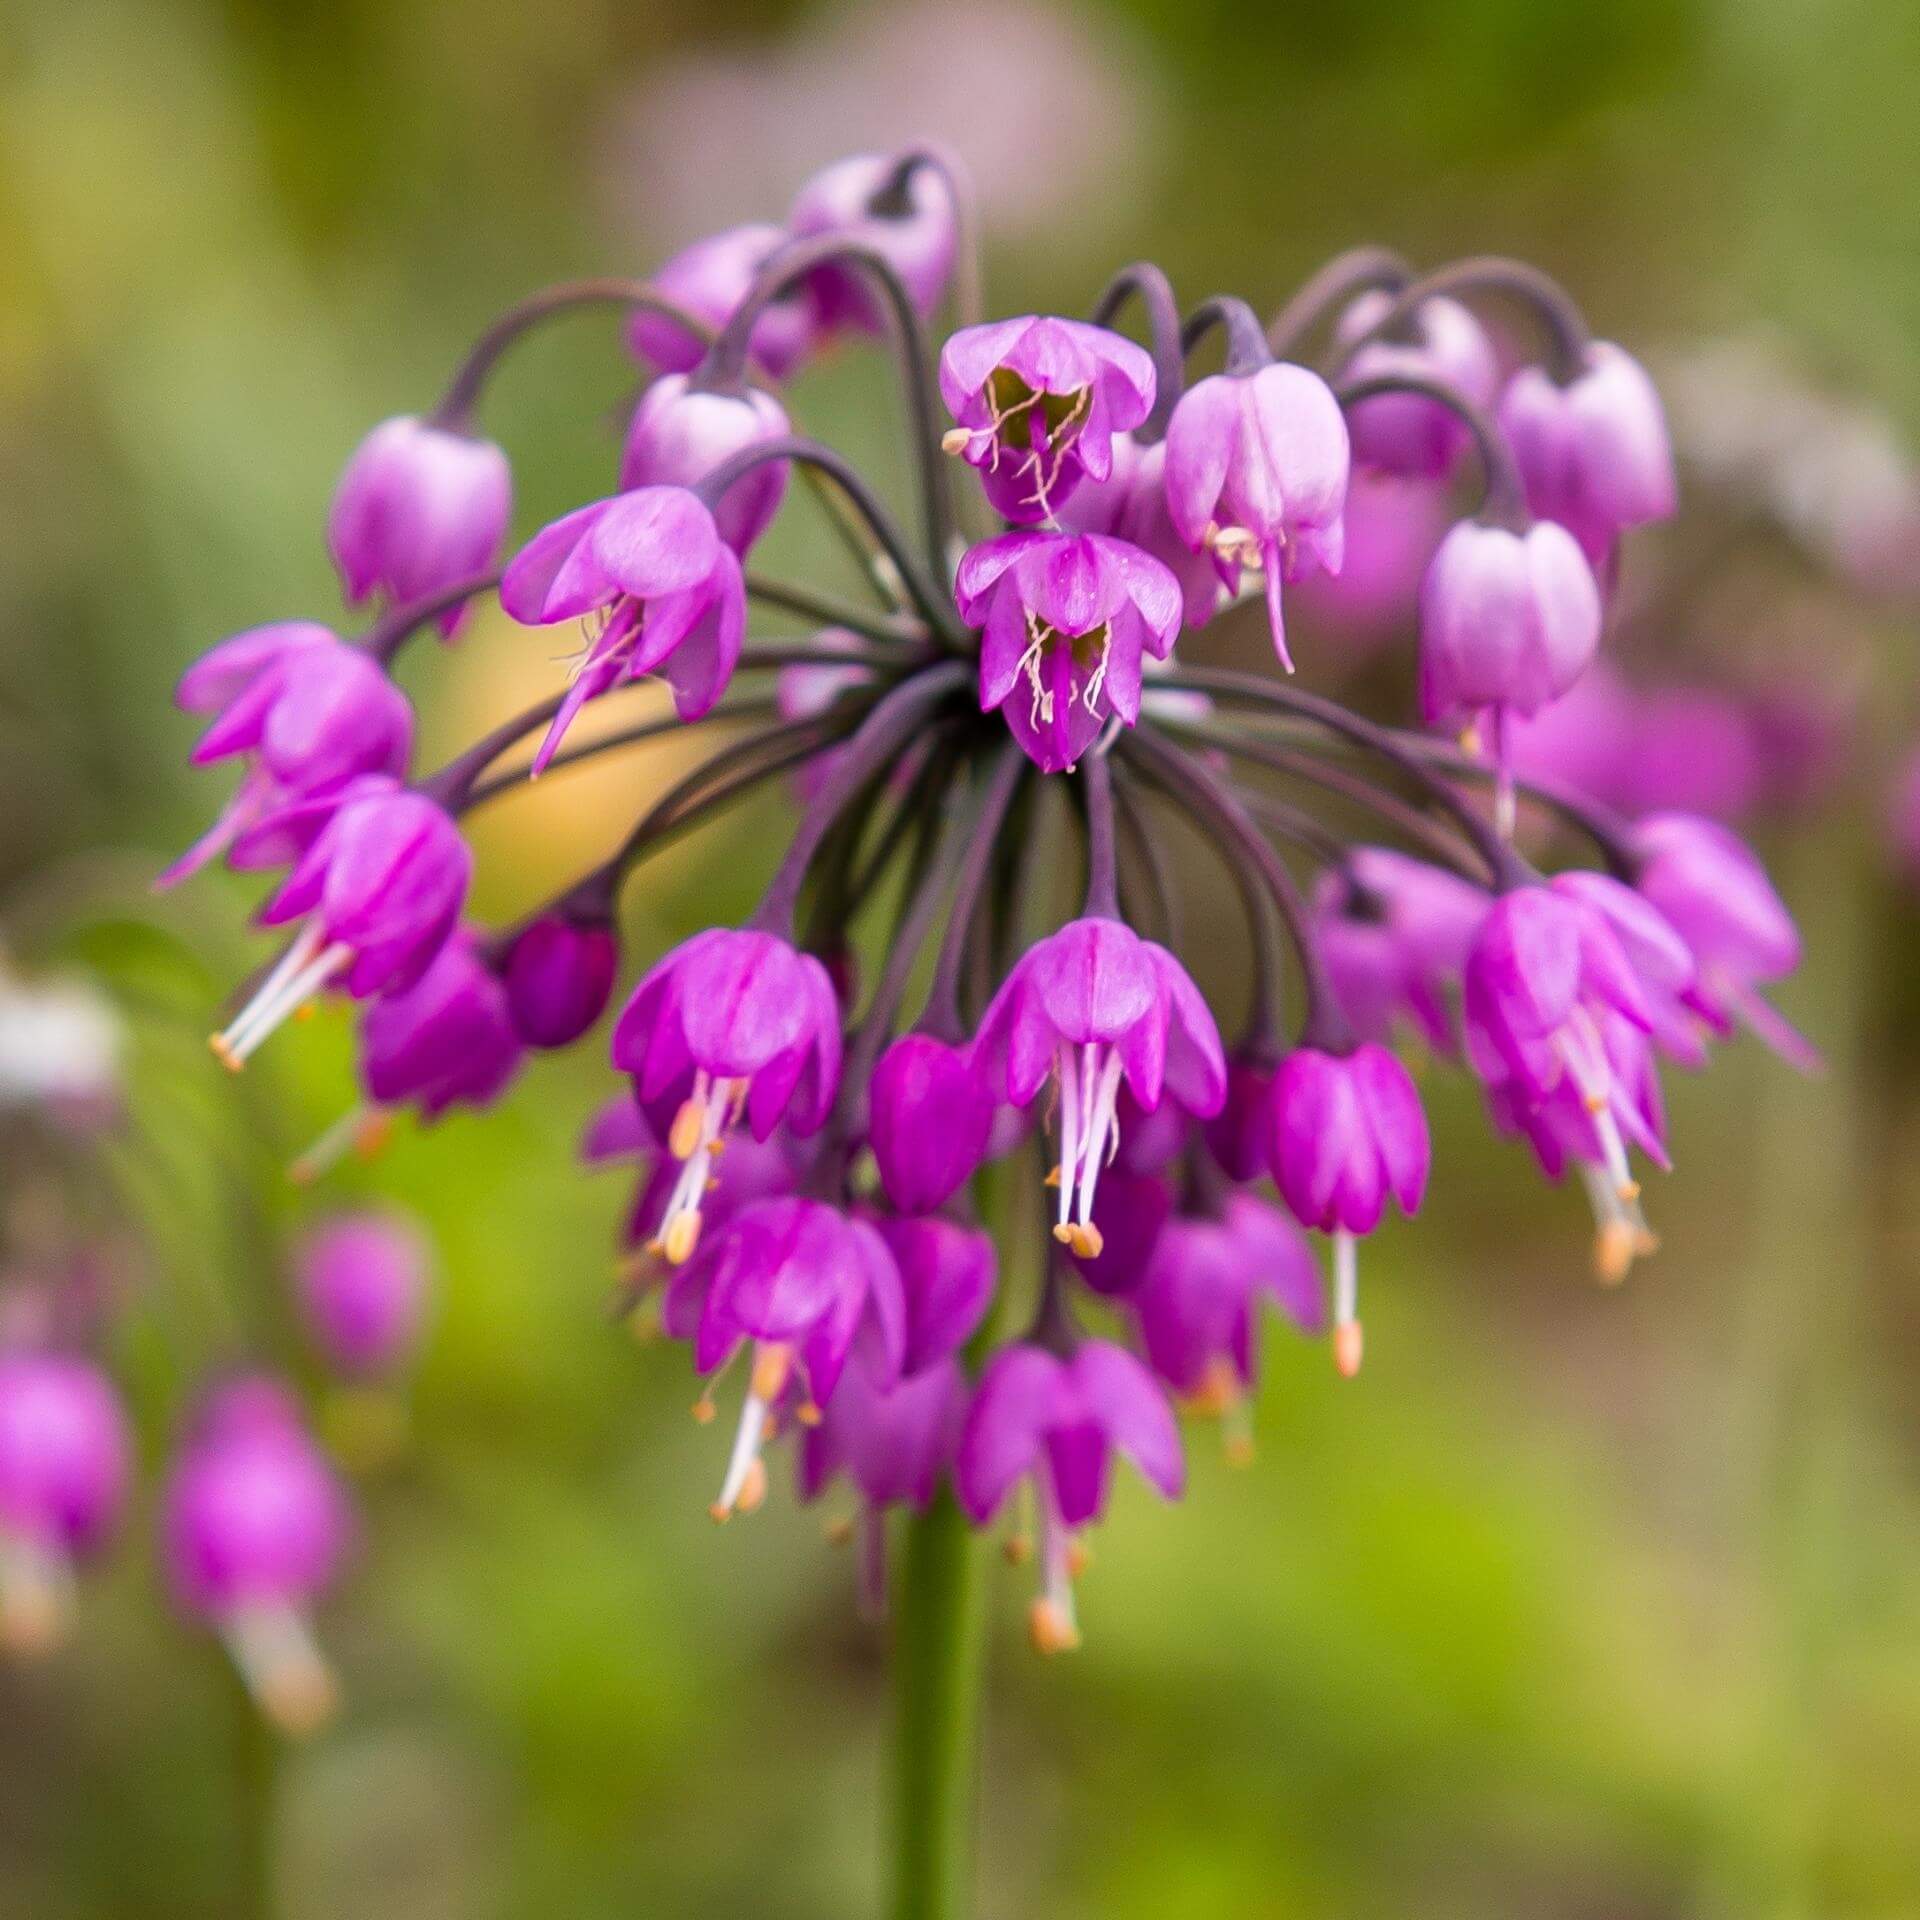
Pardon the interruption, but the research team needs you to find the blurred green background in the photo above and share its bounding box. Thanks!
[4,0,1920,1915]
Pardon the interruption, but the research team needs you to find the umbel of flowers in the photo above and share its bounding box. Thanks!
[161,147,1807,1658]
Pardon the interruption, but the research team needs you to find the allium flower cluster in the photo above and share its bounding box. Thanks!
[156,150,1809,1655]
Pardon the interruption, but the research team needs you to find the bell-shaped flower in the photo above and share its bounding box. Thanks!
[212,786,471,1069]
[1499,342,1676,563]
[1630,812,1815,1071]
[939,315,1155,522]
[500,486,747,773]
[611,930,842,1267]
[0,1354,131,1655]
[293,1212,430,1384]
[871,1214,996,1374]
[970,917,1225,1259]
[671,1198,905,1521]
[1267,1043,1429,1376]
[327,416,510,634]
[955,1339,1182,1653]
[618,374,791,553]
[629,223,816,382]
[1164,361,1350,669]
[160,623,413,889]
[957,531,1181,772]
[355,929,525,1123]
[868,1033,995,1215]
[1060,434,1227,629]
[1130,1194,1323,1454]
[787,152,957,331]
[162,1380,352,1734]
[500,910,620,1051]
[1417,518,1603,734]
[1311,848,1490,1052]
[1335,290,1499,479]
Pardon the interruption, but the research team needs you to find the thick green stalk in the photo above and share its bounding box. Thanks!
[889,1489,987,1920]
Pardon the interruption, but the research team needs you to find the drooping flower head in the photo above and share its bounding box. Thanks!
[611,930,842,1267]
[618,374,791,553]
[160,623,414,889]
[628,224,816,381]
[1499,342,1677,564]
[971,917,1225,1258]
[0,1353,131,1654]
[1164,360,1351,669]
[957,532,1181,772]
[500,487,747,773]
[956,1339,1182,1652]
[327,416,511,634]
[162,1379,353,1733]
[1129,1193,1323,1455]
[939,316,1155,522]
[787,152,958,332]
[500,909,621,1051]
[294,1212,431,1383]
[211,785,472,1068]
[1335,290,1499,479]
[1267,1043,1430,1377]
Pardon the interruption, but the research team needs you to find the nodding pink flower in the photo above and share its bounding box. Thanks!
[1059,435,1226,630]
[1311,848,1490,1053]
[356,930,524,1122]
[957,531,1181,772]
[499,487,747,773]
[1416,518,1603,770]
[162,1380,352,1734]
[327,416,511,635]
[955,1339,1182,1653]
[868,1034,995,1215]
[1485,1011,1669,1285]
[1499,343,1677,562]
[672,1198,904,1522]
[787,152,958,331]
[610,930,842,1268]
[938,316,1155,522]
[1164,361,1351,670]
[1630,812,1816,1071]
[872,1215,996,1374]
[500,911,620,1050]
[160,623,414,889]
[798,1355,969,1616]
[1202,1053,1279,1184]
[618,374,791,553]
[0,1353,131,1655]
[1267,1044,1429,1377]
[629,223,816,382]
[1068,1168,1173,1297]
[1130,1194,1323,1454]
[1335,291,1499,479]
[1291,470,1448,643]
[294,1212,430,1383]
[212,787,472,1070]
[1463,877,1692,1255]
[972,917,1225,1260]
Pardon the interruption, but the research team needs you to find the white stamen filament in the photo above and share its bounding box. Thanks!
[652,1070,746,1266]
[711,1393,770,1520]
[288,1102,388,1185]
[1028,1476,1081,1655]
[1332,1230,1364,1378]
[1048,1042,1125,1258]
[223,1603,338,1735]
[0,1529,72,1656]
[211,923,352,1069]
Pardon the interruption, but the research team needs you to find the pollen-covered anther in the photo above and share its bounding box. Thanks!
[1333,1320,1365,1379]
[668,1096,706,1160]
[940,427,974,455]
[661,1211,703,1267]
[1065,1538,1092,1579]
[1027,1596,1082,1657]
[823,1514,855,1547]
[1002,1532,1033,1567]
[1593,1220,1637,1286]
[734,1457,768,1515]
[690,1394,717,1424]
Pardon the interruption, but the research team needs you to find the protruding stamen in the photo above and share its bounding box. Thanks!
[710,1387,772,1521]
[1332,1230,1363,1378]
[288,1102,389,1185]
[224,1604,338,1736]
[212,925,353,1069]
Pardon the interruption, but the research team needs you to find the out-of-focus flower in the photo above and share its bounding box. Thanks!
[629,224,816,381]
[294,1213,431,1383]
[618,375,791,553]
[1336,291,1499,480]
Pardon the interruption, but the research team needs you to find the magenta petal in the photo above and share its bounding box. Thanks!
[1071,1340,1183,1503]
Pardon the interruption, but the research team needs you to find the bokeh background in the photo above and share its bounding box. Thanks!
[4,0,1920,1914]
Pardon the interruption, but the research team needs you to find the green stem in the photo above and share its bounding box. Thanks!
[228,1662,278,1920]
[889,1490,987,1920]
